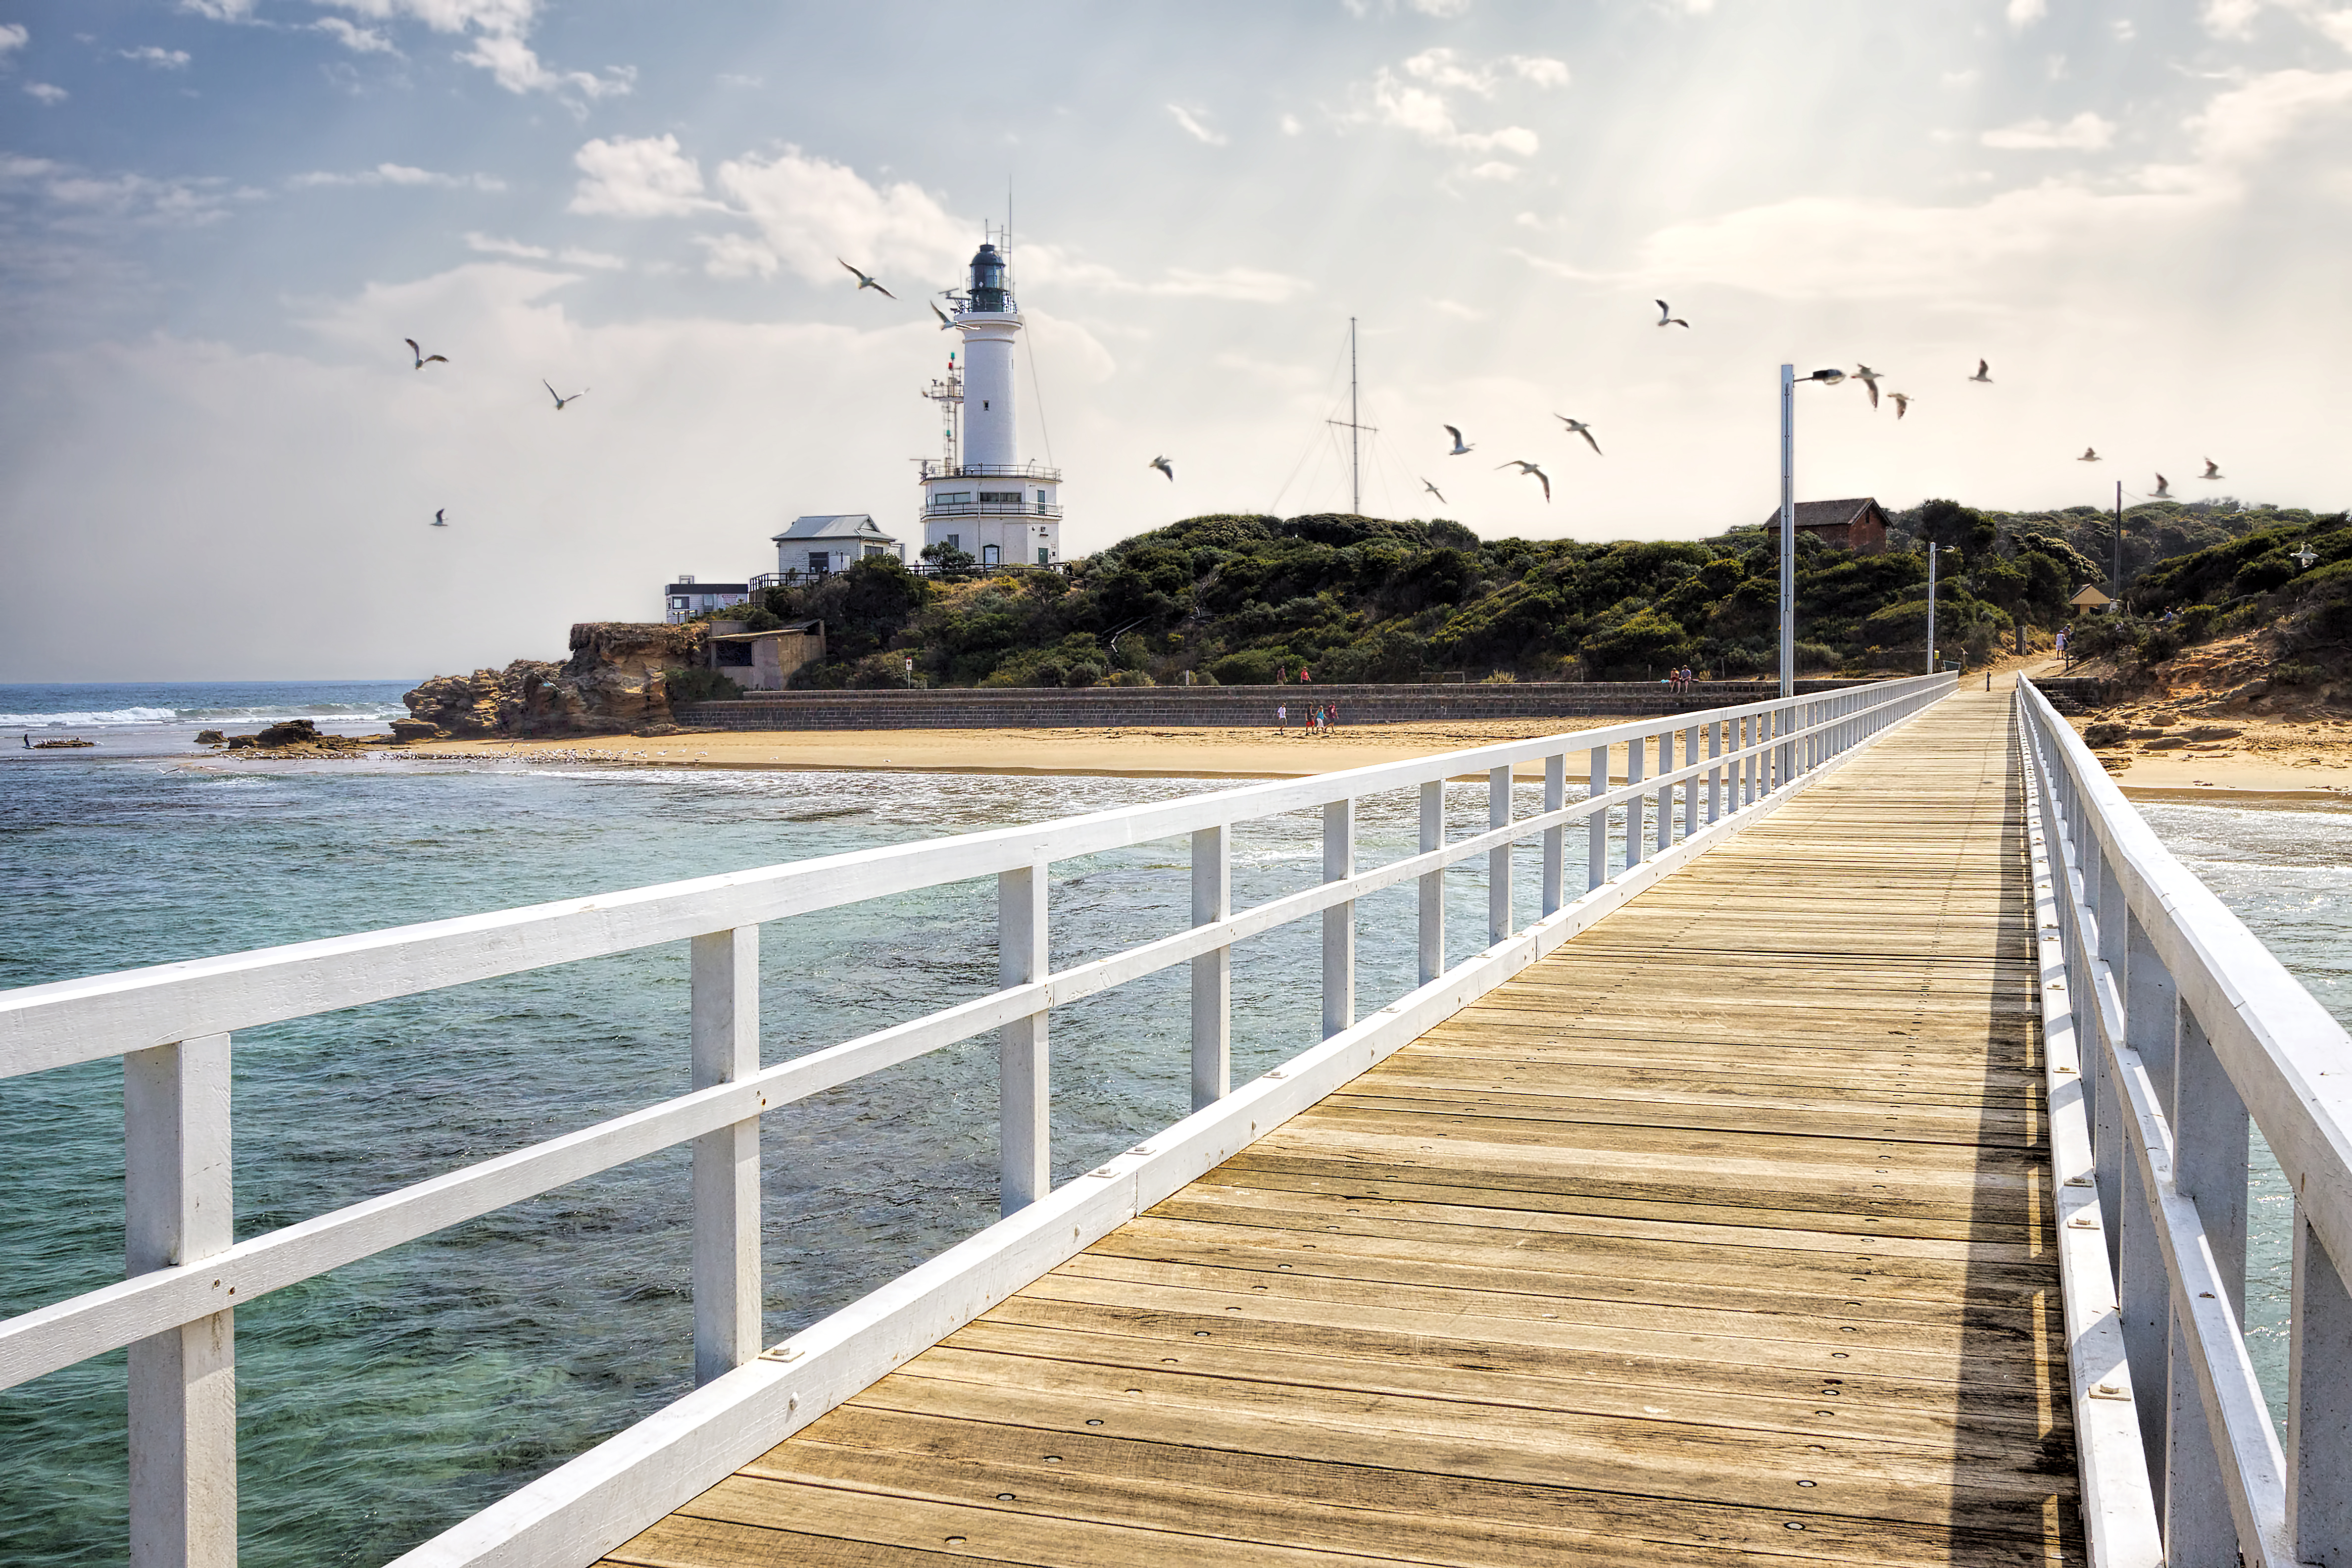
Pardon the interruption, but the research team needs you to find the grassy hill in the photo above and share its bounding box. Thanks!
[724,501,2321,690]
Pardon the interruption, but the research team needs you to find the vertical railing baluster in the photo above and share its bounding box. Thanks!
[1586,746,1608,892]
[2118,1148,2167,1493]
[1626,733,1647,868]
[2094,847,2129,1257]
[998,861,1050,1215]
[690,928,762,1385]
[1190,824,1230,1109]
[1706,720,1722,824]
[1487,765,1512,945]
[126,1033,236,1568]
[1418,780,1445,984]
[1652,728,1671,856]
[1681,725,1700,838]
[2289,1217,2352,1561]
[2168,1002,2249,1564]
[1324,800,1356,1037]
[1541,753,1565,917]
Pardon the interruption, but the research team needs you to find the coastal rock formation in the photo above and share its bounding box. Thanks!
[398,625,705,738]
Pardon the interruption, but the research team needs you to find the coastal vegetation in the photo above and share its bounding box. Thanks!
[728,500,2314,690]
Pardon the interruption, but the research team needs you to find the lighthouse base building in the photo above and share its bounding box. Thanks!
[917,241,1062,570]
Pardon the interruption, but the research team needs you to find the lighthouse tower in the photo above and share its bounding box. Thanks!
[917,238,1061,569]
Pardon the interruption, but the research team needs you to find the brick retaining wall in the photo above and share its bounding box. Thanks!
[675,679,1886,732]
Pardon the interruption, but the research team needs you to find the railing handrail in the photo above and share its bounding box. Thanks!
[4,672,1955,1567]
[2016,676,2352,1567]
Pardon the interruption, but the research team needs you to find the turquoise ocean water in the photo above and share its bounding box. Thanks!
[0,683,2346,1562]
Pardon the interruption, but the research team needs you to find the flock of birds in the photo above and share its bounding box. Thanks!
[403,339,588,526]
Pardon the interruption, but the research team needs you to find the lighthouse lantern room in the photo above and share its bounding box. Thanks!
[917,238,1061,570]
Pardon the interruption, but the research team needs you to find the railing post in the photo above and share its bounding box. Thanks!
[998,861,1049,1216]
[1681,725,1700,838]
[1625,733,1647,868]
[126,1033,236,1568]
[1324,800,1356,1037]
[2169,1004,2250,1564]
[1541,753,1565,917]
[1486,766,1512,945]
[1586,746,1608,891]
[690,928,762,1385]
[1653,729,1672,855]
[1191,825,1230,1109]
[2290,1216,2352,1561]
[1418,781,1444,984]
[2095,849,2129,1258]
[1706,720,1721,824]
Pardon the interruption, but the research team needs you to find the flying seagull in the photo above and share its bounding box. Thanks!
[929,301,954,330]
[542,380,588,411]
[2201,457,2224,480]
[1497,459,1551,502]
[1854,365,1883,409]
[2078,447,2102,462]
[1891,392,1911,420]
[431,508,448,527]
[1968,359,1993,383]
[1421,478,1447,505]
[2152,473,2172,499]
[1443,423,1474,455]
[405,339,447,369]
[1654,299,1689,328]
[837,258,896,299]
[1555,415,1602,455]
[1149,455,1175,481]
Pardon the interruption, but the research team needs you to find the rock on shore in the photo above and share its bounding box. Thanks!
[397,624,703,740]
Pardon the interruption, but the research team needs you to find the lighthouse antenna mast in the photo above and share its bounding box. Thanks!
[1324,316,1374,516]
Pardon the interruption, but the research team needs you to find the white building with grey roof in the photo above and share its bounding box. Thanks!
[769,514,905,578]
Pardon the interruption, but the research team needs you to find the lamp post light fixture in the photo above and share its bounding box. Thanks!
[1777,366,1847,700]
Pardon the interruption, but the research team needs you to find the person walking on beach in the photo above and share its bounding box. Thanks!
[1278,703,1287,733]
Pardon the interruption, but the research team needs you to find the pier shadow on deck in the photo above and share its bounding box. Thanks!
[605,682,2078,1567]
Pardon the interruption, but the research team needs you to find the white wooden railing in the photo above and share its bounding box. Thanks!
[2018,678,2352,1568]
[0,673,1955,1568]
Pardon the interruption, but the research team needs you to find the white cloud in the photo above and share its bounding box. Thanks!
[313,0,630,99]
[465,232,626,269]
[23,82,66,103]
[1943,69,1980,87]
[177,0,254,17]
[1465,159,1521,180]
[1431,297,1486,320]
[2189,67,2352,162]
[2006,0,2048,28]
[1363,69,1540,154]
[708,145,968,282]
[293,162,506,191]
[2113,19,2138,40]
[1409,0,1473,15]
[1280,112,1303,135]
[570,134,717,217]
[23,162,254,226]
[0,23,27,57]
[313,18,398,54]
[121,46,193,69]
[1981,111,2116,149]
[1167,104,1226,146]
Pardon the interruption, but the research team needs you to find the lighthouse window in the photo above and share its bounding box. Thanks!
[1036,490,1048,504]
[979,490,1020,504]
[981,400,989,410]
[934,491,970,507]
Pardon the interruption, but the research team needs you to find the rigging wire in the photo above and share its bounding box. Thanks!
[1268,325,1355,515]
[1021,334,1055,471]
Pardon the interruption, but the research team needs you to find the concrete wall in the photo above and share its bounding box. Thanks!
[676,678,1883,732]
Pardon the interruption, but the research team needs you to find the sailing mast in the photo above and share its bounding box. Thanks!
[1324,317,1374,516]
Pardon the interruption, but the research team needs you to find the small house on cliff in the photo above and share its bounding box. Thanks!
[772,515,905,578]
[1759,497,1891,553]
[705,621,826,691]
[665,576,751,625]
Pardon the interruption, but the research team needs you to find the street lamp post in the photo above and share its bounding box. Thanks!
[1778,365,1845,784]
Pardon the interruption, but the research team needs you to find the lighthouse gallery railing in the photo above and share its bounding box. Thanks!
[0,673,1954,1568]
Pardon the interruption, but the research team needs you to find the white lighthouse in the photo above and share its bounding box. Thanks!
[917,238,1062,570]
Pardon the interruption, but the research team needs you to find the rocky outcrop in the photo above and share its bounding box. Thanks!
[399,625,705,739]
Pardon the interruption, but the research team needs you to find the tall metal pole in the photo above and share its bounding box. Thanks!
[1349,316,1361,517]
[1778,364,1795,699]
[1926,542,1939,675]
[2113,479,2124,613]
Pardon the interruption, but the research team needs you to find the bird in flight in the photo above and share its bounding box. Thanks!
[1654,299,1689,328]
[837,258,896,299]
[929,301,954,330]
[431,509,448,527]
[405,339,447,369]
[2201,457,2224,480]
[1853,365,1883,409]
[1497,459,1551,502]
[1421,478,1447,505]
[2078,447,2102,462]
[1891,392,1911,420]
[1149,455,1175,481]
[2152,473,2172,499]
[1968,359,1993,383]
[1555,415,1602,455]
[542,380,588,411]
[1443,424,1474,455]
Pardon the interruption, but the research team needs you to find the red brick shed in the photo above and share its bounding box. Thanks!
[1761,497,1890,553]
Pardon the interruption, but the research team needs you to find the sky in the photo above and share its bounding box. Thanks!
[2,0,2350,680]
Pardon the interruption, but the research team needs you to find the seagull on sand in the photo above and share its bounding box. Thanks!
[1149,455,1175,481]
[1555,415,1602,455]
[929,301,954,330]
[1654,299,1689,328]
[837,258,896,299]
[542,380,588,411]
[1853,365,1883,409]
[2152,473,2173,498]
[1497,459,1551,502]
[1421,478,1448,505]
[405,339,447,369]
[1891,392,1911,420]
[1443,424,1474,455]
[2201,457,2225,480]
[1968,359,1993,383]
[432,509,448,527]
[2078,447,2103,462]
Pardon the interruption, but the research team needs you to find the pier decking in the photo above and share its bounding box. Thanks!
[607,684,2074,1566]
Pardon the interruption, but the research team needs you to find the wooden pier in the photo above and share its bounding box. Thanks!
[607,683,2075,1566]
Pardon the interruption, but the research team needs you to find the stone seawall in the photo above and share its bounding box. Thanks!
[675,679,1884,732]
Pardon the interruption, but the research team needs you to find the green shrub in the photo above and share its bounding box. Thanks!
[1210,649,1284,685]
[665,667,742,704]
